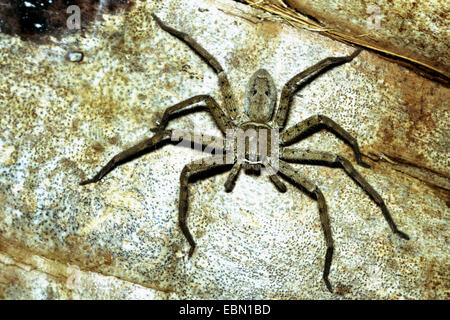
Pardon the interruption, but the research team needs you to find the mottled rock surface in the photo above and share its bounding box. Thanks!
[0,0,448,299]
[266,0,450,79]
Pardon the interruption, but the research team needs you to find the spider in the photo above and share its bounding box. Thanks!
[80,14,409,292]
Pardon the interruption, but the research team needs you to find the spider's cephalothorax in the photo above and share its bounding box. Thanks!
[80,14,410,293]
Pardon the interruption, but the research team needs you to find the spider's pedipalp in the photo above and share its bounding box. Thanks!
[262,157,287,193]
[269,175,287,193]
[224,162,242,192]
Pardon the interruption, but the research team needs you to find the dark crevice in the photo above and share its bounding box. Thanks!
[0,0,135,43]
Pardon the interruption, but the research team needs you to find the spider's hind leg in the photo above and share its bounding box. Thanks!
[275,49,362,131]
[152,14,239,120]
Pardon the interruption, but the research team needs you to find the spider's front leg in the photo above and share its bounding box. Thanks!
[276,160,334,292]
[280,148,410,240]
[274,48,362,131]
[280,114,371,168]
[179,156,233,257]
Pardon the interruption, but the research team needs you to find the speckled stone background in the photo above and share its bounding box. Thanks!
[0,0,448,299]
[283,0,450,78]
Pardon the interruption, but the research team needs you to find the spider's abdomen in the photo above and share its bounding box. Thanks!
[244,69,277,123]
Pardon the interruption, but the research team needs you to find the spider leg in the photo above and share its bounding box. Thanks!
[152,14,239,120]
[277,160,334,292]
[79,130,226,185]
[281,148,410,240]
[151,95,233,134]
[179,156,234,257]
[274,49,362,131]
[280,114,370,168]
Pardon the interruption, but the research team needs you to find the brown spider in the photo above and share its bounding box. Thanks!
[80,14,409,292]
